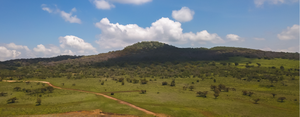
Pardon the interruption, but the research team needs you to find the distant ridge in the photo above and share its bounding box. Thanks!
[0,41,298,69]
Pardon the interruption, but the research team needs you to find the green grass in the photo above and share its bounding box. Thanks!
[0,82,150,117]
[1,57,299,117]
[40,75,299,117]
[222,57,299,69]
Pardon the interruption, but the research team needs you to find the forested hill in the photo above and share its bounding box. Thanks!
[0,41,299,69]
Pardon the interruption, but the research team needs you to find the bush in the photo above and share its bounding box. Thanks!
[7,97,17,103]
[72,84,76,86]
[197,91,208,97]
[0,92,8,97]
[111,93,114,95]
[254,98,260,104]
[162,82,168,85]
[170,80,175,86]
[271,93,276,98]
[192,82,194,84]
[189,86,194,91]
[183,86,187,90]
[242,90,248,95]
[248,92,254,97]
[278,97,286,102]
[214,93,219,99]
[140,79,148,84]
[140,90,147,94]
[36,98,41,105]
[122,82,124,85]
[101,82,104,85]
[196,80,199,82]
[210,85,217,90]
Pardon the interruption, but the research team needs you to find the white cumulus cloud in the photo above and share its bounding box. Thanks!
[0,46,21,61]
[41,4,81,24]
[172,7,195,22]
[59,35,97,54]
[277,24,299,40]
[109,0,152,5]
[93,0,115,10]
[33,44,61,57]
[226,34,242,41]
[41,4,52,13]
[92,0,151,10]
[95,17,224,49]
[6,43,30,51]
[254,0,298,7]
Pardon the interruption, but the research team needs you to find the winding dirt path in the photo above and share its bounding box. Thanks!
[3,80,157,116]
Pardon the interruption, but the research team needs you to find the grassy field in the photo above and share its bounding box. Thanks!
[0,82,150,117]
[1,57,299,117]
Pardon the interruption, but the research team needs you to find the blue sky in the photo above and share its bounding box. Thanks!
[0,0,299,61]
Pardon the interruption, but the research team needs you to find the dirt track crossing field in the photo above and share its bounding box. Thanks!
[3,80,157,116]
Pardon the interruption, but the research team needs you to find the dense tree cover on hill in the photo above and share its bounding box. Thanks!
[0,41,298,82]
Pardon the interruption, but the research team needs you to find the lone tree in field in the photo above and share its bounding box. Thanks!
[197,91,208,97]
[248,92,254,97]
[210,85,217,90]
[189,86,194,91]
[271,93,277,98]
[278,97,286,102]
[254,98,260,104]
[7,97,17,103]
[0,92,8,97]
[214,93,219,99]
[36,98,41,105]
[140,90,147,94]
[13,87,21,91]
[242,90,248,95]
[170,80,175,86]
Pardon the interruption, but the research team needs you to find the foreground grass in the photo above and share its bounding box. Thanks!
[42,75,299,117]
[0,82,150,116]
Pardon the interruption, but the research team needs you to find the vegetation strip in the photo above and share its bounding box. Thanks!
[3,80,157,116]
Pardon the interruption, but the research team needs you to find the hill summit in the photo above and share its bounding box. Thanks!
[123,41,177,52]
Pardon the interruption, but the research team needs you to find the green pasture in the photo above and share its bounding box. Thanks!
[0,82,150,117]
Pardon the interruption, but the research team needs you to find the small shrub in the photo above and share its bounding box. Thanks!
[248,92,254,97]
[210,85,217,90]
[170,80,175,86]
[111,93,114,95]
[72,84,76,86]
[192,82,194,84]
[197,91,208,97]
[214,93,219,99]
[278,97,286,102]
[62,83,64,86]
[13,87,21,91]
[7,97,17,103]
[162,82,168,85]
[242,90,248,95]
[254,98,260,104]
[36,98,41,105]
[196,80,199,82]
[271,93,276,98]
[0,92,8,97]
[214,79,216,83]
[189,86,194,91]
[101,82,104,85]
[140,90,147,94]
[122,82,124,85]
[183,86,187,90]
[157,92,159,94]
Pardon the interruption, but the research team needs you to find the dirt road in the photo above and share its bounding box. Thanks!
[3,80,157,116]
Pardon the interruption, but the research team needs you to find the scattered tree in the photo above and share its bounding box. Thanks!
[7,97,17,103]
[278,97,286,102]
[36,98,41,105]
[254,98,260,104]
[189,86,194,91]
[214,93,219,99]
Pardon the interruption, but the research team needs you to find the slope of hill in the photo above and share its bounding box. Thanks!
[0,41,298,69]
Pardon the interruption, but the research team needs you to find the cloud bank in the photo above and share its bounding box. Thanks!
[95,17,224,49]
[254,0,298,7]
